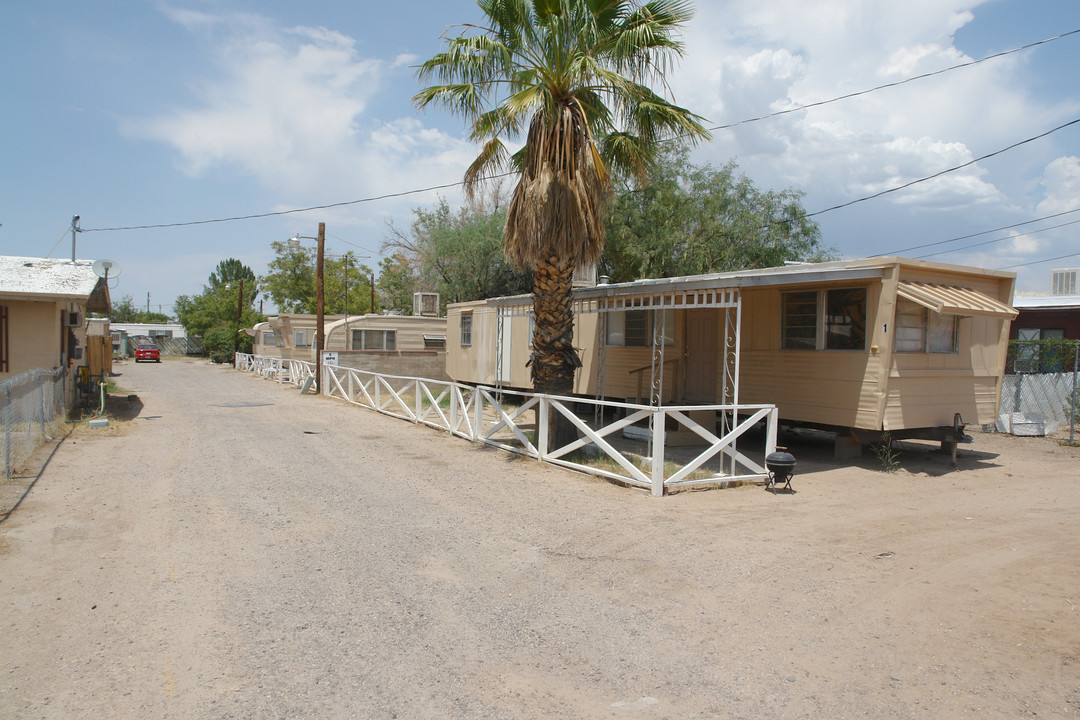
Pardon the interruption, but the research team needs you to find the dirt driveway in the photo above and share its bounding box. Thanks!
[2,357,1079,719]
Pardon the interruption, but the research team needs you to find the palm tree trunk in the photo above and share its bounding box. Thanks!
[531,254,581,449]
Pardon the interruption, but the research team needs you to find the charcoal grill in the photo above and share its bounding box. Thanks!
[765,450,796,494]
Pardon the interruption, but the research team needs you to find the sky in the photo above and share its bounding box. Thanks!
[2,0,1079,316]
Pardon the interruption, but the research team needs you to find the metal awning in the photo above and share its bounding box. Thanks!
[897,281,1017,318]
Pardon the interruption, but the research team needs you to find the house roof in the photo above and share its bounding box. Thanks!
[1012,295,1080,310]
[476,256,1015,312]
[0,255,110,312]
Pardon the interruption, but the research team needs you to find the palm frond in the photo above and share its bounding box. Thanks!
[464,138,513,198]
[412,83,486,120]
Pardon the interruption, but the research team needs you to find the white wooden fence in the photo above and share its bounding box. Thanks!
[236,354,315,388]
[235,353,778,496]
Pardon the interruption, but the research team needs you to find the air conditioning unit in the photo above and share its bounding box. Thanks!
[1051,268,1079,296]
[572,263,598,288]
[64,311,83,327]
[413,292,440,317]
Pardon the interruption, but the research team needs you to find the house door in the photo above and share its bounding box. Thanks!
[497,312,512,384]
[683,309,718,403]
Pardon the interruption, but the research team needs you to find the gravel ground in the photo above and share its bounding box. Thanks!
[1,357,1079,719]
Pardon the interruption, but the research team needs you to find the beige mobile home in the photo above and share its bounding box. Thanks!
[250,320,283,358]
[446,257,1017,447]
[318,314,449,380]
[0,256,111,408]
[254,314,346,360]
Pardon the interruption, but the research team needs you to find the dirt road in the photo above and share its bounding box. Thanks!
[2,357,1079,719]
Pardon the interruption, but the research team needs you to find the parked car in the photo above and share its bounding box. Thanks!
[134,343,160,363]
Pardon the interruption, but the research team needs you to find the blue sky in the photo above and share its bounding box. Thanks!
[2,0,1079,316]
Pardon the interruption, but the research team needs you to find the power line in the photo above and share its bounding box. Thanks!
[805,116,1080,218]
[914,217,1080,259]
[701,29,1080,134]
[77,30,1079,235]
[80,174,512,233]
[998,249,1080,270]
[876,207,1080,256]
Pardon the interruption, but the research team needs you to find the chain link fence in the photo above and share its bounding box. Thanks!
[1,368,67,479]
[999,340,1080,440]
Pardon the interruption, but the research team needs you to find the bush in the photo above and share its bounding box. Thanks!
[203,326,238,364]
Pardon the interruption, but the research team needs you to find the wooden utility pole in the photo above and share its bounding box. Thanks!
[233,277,244,357]
[315,222,326,393]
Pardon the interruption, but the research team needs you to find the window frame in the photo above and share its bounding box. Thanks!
[460,313,473,347]
[781,287,868,351]
[350,329,397,351]
[893,299,959,355]
[604,309,675,347]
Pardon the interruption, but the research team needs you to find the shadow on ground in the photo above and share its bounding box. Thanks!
[103,393,144,421]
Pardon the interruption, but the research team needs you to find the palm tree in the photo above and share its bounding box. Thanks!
[415,0,709,401]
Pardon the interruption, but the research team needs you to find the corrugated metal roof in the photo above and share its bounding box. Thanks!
[897,281,1018,318]
[0,255,102,298]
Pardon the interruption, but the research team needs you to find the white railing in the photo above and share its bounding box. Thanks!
[236,354,778,496]
[235,353,315,389]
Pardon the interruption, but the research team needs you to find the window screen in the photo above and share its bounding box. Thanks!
[460,313,472,346]
[781,291,818,350]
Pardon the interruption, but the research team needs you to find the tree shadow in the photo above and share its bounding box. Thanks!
[104,393,144,421]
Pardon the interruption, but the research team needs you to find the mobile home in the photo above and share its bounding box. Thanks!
[446,257,1017,448]
[318,314,449,380]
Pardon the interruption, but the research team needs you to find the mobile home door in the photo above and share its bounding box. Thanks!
[684,309,718,403]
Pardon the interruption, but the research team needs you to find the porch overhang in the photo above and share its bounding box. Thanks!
[897,281,1017,319]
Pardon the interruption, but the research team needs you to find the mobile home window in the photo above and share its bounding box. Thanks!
[781,291,818,350]
[825,288,867,350]
[605,309,674,347]
[460,313,473,346]
[294,330,311,347]
[261,331,275,346]
[894,300,957,354]
[351,329,397,350]
[423,335,446,349]
[782,288,867,350]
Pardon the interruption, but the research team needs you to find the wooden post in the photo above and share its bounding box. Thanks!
[315,222,325,394]
[651,409,666,497]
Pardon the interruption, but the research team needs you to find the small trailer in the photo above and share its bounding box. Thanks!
[445,257,1017,456]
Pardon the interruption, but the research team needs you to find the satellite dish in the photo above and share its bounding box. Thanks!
[92,259,122,279]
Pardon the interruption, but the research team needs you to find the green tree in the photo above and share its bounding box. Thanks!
[382,194,532,313]
[261,241,316,313]
[415,0,709,402]
[603,149,834,281]
[376,253,419,315]
[175,259,263,359]
[109,294,171,323]
[208,258,258,293]
[261,242,374,315]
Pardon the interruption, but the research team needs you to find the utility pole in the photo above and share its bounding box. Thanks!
[234,277,244,357]
[315,222,325,394]
[370,270,376,314]
[147,293,151,313]
[70,215,80,262]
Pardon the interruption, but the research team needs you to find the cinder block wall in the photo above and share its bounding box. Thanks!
[332,351,450,381]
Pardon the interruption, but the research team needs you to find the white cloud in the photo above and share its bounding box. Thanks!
[1037,156,1080,215]
[670,0,1066,219]
[129,8,474,228]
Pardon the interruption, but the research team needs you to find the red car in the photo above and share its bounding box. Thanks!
[134,343,160,363]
